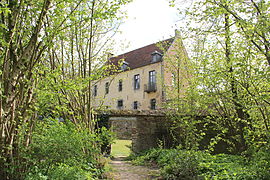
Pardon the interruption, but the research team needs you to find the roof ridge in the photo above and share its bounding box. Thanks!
[109,37,175,71]
[113,37,175,58]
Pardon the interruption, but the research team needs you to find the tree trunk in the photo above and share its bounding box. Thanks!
[224,12,248,153]
[0,0,51,178]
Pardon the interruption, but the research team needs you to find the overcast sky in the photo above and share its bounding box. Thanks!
[113,0,179,55]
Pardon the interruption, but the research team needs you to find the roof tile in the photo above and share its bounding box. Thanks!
[110,38,174,70]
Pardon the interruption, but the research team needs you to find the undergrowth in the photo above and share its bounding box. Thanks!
[130,148,270,180]
[19,118,112,179]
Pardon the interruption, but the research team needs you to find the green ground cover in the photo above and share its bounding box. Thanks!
[130,148,270,180]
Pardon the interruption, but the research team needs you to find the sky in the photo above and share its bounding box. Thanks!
[113,0,179,55]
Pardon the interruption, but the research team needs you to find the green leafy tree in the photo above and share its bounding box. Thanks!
[0,0,131,178]
[167,0,269,153]
[38,0,130,129]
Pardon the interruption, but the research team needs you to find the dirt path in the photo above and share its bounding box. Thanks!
[108,156,161,180]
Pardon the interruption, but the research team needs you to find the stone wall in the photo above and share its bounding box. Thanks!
[109,111,172,153]
[109,116,136,140]
[132,115,172,153]
[108,111,239,154]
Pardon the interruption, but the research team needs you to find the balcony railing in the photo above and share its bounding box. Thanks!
[144,83,157,93]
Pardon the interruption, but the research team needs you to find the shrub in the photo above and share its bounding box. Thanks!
[161,150,200,180]
[131,148,163,165]
[26,163,94,180]
[22,119,104,179]
[199,154,255,180]
[130,148,270,180]
[131,149,201,179]
[250,146,270,179]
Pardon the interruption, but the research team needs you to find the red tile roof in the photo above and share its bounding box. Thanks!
[110,38,174,70]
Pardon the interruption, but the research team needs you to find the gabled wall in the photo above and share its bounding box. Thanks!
[162,34,191,103]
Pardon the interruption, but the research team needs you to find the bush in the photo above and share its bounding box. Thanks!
[130,148,270,180]
[26,163,94,180]
[250,146,270,179]
[131,149,201,179]
[131,148,163,165]
[161,150,200,180]
[199,154,255,180]
[22,119,104,179]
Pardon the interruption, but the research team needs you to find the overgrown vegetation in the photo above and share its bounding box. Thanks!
[0,0,130,179]
[165,0,270,153]
[6,118,115,179]
[130,147,270,180]
[0,0,269,179]
[23,119,111,179]
[156,0,270,178]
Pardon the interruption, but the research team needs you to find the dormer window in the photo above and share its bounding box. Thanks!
[121,61,129,71]
[151,51,162,63]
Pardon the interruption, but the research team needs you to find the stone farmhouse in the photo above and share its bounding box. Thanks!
[92,31,189,111]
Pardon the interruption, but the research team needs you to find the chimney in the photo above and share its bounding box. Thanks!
[107,52,114,60]
[175,29,181,37]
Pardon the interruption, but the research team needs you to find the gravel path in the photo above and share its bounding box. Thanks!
[109,156,161,180]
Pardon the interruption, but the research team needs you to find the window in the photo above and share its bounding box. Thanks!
[93,85,97,96]
[149,70,156,85]
[151,51,162,62]
[118,79,123,92]
[121,61,129,71]
[105,82,109,94]
[148,70,156,91]
[134,74,140,90]
[150,99,156,110]
[117,100,123,109]
[133,101,138,110]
